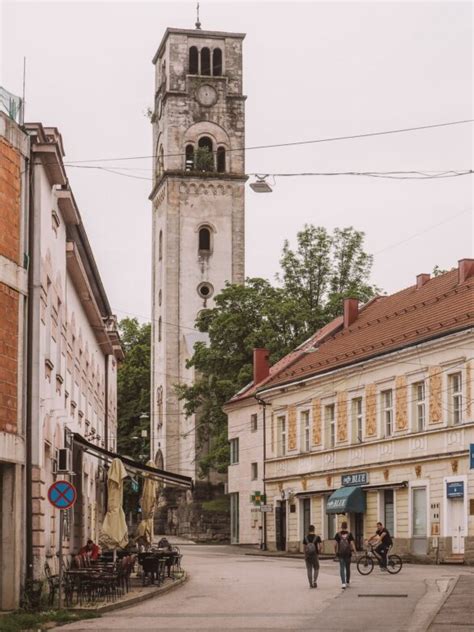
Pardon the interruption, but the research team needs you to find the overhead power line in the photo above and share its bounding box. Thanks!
[62,118,474,164]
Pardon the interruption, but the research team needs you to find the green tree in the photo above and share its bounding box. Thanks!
[117,318,151,462]
[178,225,378,476]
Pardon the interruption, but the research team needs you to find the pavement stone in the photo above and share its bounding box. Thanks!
[428,574,474,631]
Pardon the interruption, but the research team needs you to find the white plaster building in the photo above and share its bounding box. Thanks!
[24,123,123,578]
[250,264,474,563]
[150,27,246,481]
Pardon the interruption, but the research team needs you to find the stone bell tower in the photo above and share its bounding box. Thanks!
[150,26,246,481]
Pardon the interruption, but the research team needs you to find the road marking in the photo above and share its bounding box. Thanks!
[358,594,408,598]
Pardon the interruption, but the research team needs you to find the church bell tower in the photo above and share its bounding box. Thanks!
[150,26,246,479]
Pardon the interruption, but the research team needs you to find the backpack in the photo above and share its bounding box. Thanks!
[338,532,352,557]
[305,535,317,558]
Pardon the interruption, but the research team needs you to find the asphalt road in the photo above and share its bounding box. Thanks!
[62,545,474,632]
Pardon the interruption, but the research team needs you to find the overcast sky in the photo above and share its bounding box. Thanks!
[2,1,472,323]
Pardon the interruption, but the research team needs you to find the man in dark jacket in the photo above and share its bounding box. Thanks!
[303,525,322,588]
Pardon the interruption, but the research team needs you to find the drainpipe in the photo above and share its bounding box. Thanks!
[25,155,35,580]
[104,354,109,451]
[254,395,268,550]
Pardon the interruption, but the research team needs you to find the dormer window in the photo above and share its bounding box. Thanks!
[201,48,211,75]
[189,47,199,74]
[213,48,223,76]
[185,144,194,171]
[217,146,226,173]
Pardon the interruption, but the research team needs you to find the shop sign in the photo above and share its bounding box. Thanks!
[341,472,368,486]
[446,481,464,498]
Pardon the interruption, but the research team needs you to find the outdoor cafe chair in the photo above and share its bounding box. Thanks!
[44,561,59,605]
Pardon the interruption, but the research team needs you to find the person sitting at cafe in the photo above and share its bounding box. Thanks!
[79,539,100,560]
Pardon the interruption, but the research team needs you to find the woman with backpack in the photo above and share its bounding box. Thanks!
[303,525,322,588]
[334,521,356,589]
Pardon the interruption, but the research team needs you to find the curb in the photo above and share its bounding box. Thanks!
[421,574,460,632]
[75,572,188,615]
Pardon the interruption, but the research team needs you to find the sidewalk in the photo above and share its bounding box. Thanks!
[427,574,474,631]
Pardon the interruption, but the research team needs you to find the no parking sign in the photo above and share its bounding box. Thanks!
[47,480,77,510]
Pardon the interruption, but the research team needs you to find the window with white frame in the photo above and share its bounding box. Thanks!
[229,438,239,464]
[381,389,393,437]
[250,413,258,432]
[300,409,310,452]
[277,415,286,456]
[351,397,363,443]
[324,404,335,448]
[412,381,426,432]
[412,486,427,536]
[448,372,462,425]
[251,462,258,480]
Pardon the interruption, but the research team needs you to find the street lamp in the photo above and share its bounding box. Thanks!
[249,176,273,193]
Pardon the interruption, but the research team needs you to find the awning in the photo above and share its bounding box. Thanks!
[296,481,407,498]
[72,433,193,490]
[326,486,366,514]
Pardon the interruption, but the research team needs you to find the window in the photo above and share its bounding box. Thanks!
[185,144,194,171]
[251,462,258,480]
[326,501,336,539]
[158,230,163,261]
[384,489,394,534]
[230,493,239,543]
[250,413,258,432]
[324,404,335,448]
[229,438,239,464]
[413,382,425,432]
[213,48,223,75]
[412,487,427,536]
[198,226,211,252]
[197,282,214,299]
[196,136,214,171]
[189,46,199,74]
[201,47,211,75]
[277,415,286,456]
[158,317,162,342]
[449,373,462,425]
[216,146,226,173]
[381,390,393,437]
[300,410,310,452]
[351,397,363,443]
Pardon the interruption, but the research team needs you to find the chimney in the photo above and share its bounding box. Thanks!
[343,298,359,328]
[253,348,270,385]
[416,273,430,289]
[458,258,474,284]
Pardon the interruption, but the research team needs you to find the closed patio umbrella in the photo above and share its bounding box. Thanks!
[100,458,129,550]
[135,460,157,545]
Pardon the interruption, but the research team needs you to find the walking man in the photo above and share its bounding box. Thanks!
[303,525,322,588]
[334,521,356,589]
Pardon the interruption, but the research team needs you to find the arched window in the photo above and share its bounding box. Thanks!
[217,146,226,173]
[158,230,163,261]
[201,47,211,75]
[157,145,164,175]
[189,47,199,74]
[196,136,214,171]
[198,226,211,252]
[158,317,162,342]
[185,144,194,171]
[213,48,222,76]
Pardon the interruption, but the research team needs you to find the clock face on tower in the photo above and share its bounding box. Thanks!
[196,84,217,107]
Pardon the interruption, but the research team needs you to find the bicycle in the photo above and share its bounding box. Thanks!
[356,542,403,575]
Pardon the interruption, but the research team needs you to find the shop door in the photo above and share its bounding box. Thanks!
[449,498,465,554]
[302,498,311,536]
[354,513,364,550]
[275,501,287,550]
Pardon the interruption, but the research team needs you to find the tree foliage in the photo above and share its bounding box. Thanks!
[178,225,379,476]
[117,318,151,462]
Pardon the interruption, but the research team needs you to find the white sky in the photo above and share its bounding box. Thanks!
[2,1,473,323]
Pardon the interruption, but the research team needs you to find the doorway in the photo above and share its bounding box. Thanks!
[449,498,465,554]
[302,498,311,538]
[353,513,364,550]
[275,501,287,551]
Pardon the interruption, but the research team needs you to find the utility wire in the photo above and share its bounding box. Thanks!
[62,118,474,164]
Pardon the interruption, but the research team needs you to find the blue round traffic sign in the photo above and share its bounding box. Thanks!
[48,480,77,510]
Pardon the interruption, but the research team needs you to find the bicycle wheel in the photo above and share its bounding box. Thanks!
[357,554,374,575]
[386,554,402,574]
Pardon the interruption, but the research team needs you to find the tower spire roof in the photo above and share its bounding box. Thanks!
[195,2,201,30]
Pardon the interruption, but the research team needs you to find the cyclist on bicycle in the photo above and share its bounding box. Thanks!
[368,521,392,570]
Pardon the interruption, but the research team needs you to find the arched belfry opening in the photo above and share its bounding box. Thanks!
[213,48,223,76]
[189,46,199,74]
[201,47,211,75]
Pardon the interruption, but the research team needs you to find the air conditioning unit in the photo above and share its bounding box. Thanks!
[57,448,71,473]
